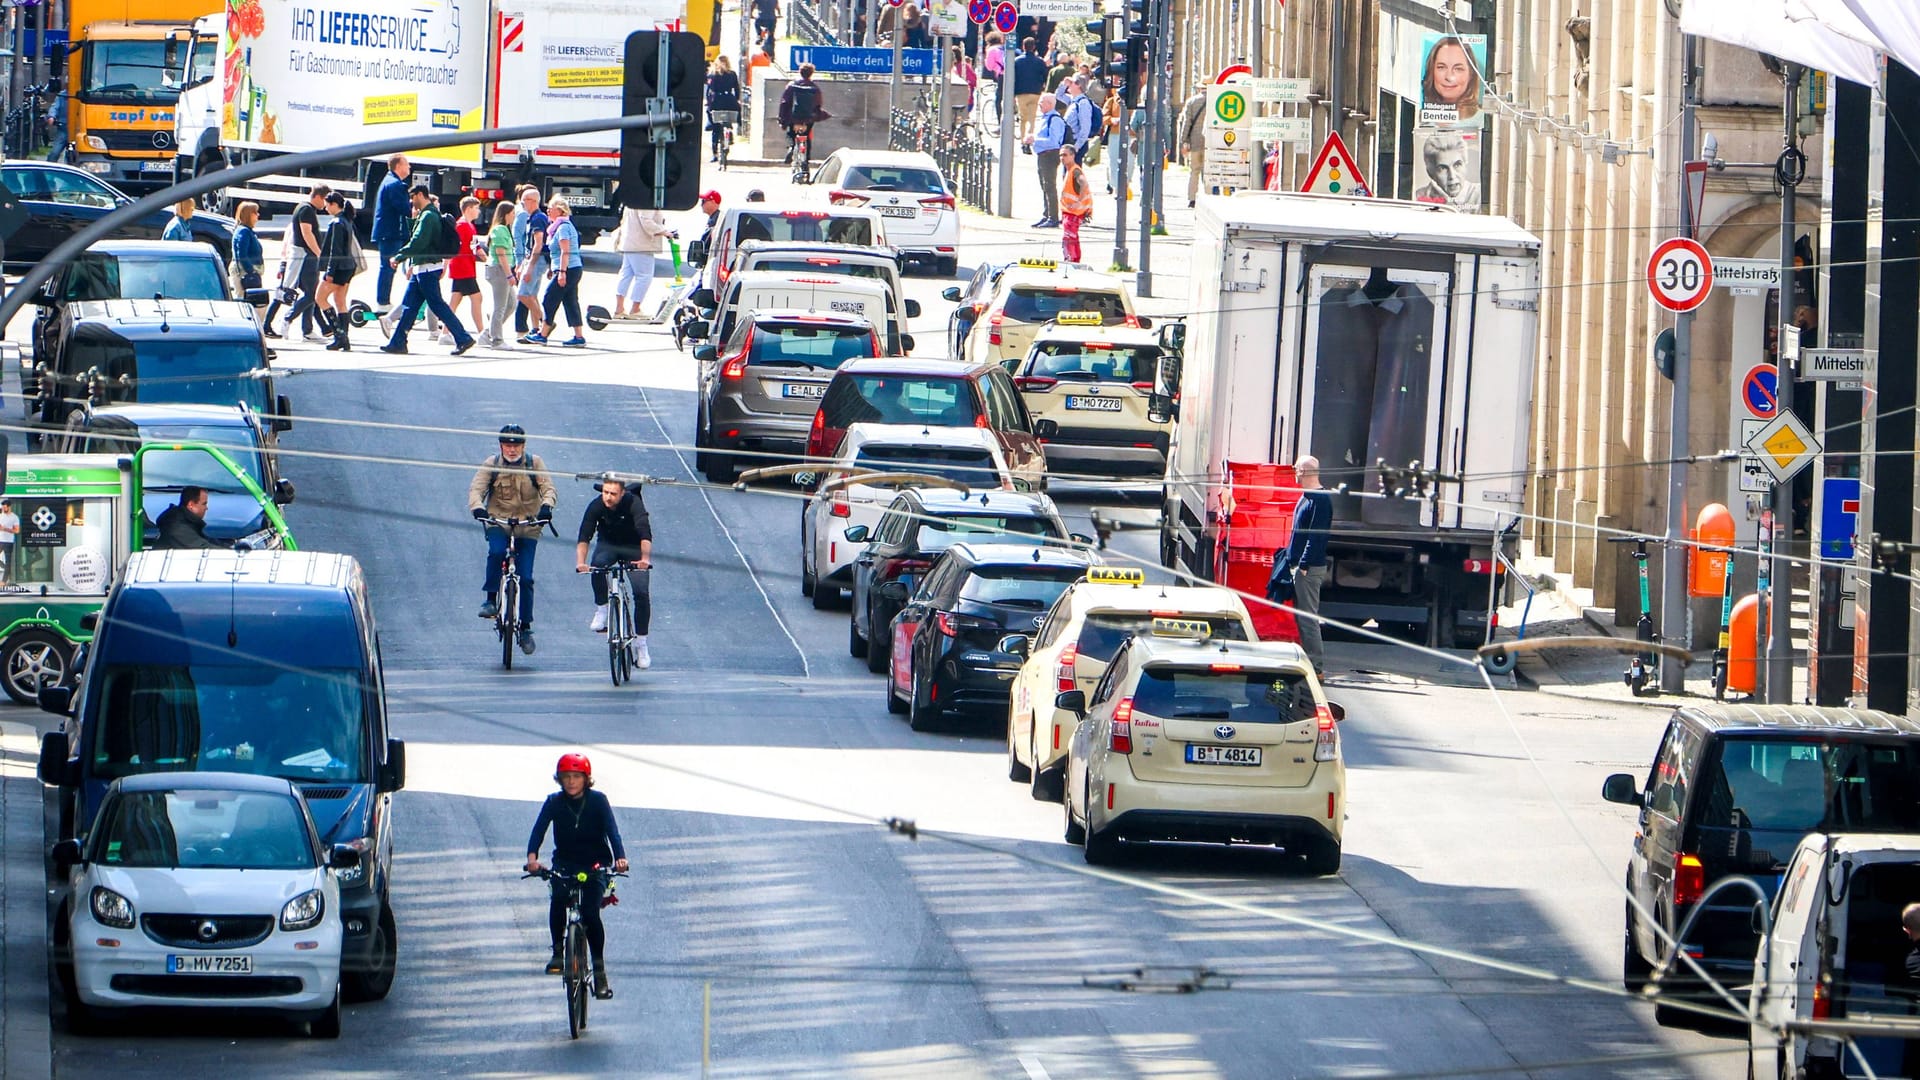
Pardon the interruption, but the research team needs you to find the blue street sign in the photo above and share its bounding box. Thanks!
[1820,477,1861,560]
[788,44,940,76]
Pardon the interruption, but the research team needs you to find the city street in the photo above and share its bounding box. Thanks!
[0,166,1754,1077]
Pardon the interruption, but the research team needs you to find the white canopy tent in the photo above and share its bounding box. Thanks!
[1679,0,1920,87]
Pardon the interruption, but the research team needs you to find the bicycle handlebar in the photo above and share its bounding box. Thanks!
[573,471,672,486]
[480,515,559,535]
[522,867,628,884]
[577,563,648,574]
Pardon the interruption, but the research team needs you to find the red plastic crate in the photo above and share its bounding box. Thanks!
[1224,556,1301,642]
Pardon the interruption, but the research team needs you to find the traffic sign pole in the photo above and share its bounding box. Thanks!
[1662,36,1697,694]
[1767,63,1805,705]
[995,1,1016,219]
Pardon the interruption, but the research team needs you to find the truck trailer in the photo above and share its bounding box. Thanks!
[1158,193,1541,650]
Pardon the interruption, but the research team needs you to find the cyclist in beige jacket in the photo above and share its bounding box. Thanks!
[468,424,559,649]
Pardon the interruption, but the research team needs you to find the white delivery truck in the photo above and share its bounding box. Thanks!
[1157,193,1541,649]
[173,0,682,242]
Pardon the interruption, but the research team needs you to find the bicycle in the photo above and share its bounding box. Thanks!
[581,561,647,686]
[521,866,626,1039]
[710,109,739,170]
[788,123,814,185]
[481,515,556,669]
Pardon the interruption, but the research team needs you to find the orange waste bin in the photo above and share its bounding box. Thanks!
[1725,593,1768,695]
[1691,503,1736,598]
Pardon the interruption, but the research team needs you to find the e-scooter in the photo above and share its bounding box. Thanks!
[1608,536,1658,695]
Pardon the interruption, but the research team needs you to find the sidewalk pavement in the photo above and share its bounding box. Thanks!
[1,719,51,1079]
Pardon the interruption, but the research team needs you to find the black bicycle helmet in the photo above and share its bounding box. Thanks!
[498,424,526,445]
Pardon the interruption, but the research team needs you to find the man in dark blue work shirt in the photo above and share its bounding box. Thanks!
[1012,38,1048,140]
[1268,455,1333,675]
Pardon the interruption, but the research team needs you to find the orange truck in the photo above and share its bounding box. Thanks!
[63,0,219,192]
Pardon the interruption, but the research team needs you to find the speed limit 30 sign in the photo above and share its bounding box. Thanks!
[1648,237,1714,312]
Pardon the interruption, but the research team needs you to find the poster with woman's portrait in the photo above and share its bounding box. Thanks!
[1411,128,1483,211]
[1419,33,1486,129]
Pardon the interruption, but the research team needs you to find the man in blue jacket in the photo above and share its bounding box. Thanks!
[370,154,413,308]
[1266,454,1334,675]
[1012,38,1047,139]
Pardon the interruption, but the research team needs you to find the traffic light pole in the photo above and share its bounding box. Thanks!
[1766,63,1804,703]
[998,38,1016,218]
[1659,31,1697,695]
[1134,0,1166,297]
[0,111,689,332]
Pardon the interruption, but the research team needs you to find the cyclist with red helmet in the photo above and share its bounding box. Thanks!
[526,752,629,998]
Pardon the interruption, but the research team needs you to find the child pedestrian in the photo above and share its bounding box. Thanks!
[449,196,484,339]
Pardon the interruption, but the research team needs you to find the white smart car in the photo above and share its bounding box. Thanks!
[800,423,1018,607]
[53,772,354,1036]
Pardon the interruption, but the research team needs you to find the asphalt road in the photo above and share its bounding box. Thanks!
[16,171,1752,1079]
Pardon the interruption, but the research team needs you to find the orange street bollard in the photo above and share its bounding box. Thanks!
[1691,503,1736,598]
[1726,593,1767,695]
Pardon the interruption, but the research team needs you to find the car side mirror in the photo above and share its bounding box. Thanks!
[273,394,294,432]
[876,580,910,602]
[1055,689,1086,714]
[842,524,870,543]
[272,477,296,505]
[37,685,72,717]
[1034,419,1059,439]
[693,344,718,362]
[684,319,711,340]
[379,738,407,793]
[898,333,916,354]
[1133,314,1152,329]
[1069,533,1093,545]
[941,287,962,302]
[79,612,98,632]
[1326,701,1346,722]
[998,634,1029,659]
[329,844,362,870]
[50,838,83,869]
[37,731,70,786]
[1160,322,1186,352]
[688,244,708,267]
[1601,773,1640,806]
[904,299,922,319]
[243,287,270,307]
[1750,899,1770,936]
[689,285,714,306]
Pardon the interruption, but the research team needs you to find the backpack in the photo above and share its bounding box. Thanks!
[425,210,461,262]
[789,83,819,124]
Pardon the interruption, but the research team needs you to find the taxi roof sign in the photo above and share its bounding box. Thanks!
[1085,566,1145,585]
[1053,311,1104,326]
[1016,257,1059,269]
[1150,617,1212,640]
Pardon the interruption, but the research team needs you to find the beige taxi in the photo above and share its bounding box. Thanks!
[958,258,1142,370]
[1011,321,1173,480]
[1058,619,1347,871]
[1006,568,1256,802]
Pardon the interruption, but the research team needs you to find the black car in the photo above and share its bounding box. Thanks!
[53,402,297,545]
[1602,704,1920,1017]
[32,240,245,371]
[883,542,1094,731]
[846,487,1076,675]
[0,159,237,269]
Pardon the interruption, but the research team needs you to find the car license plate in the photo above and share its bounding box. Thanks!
[167,954,254,974]
[141,161,173,173]
[783,382,826,399]
[1065,395,1123,412]
[1185,744,1262,766]
[879,206,918,219]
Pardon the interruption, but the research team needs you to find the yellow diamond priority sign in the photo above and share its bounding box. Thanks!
[1742,411,1822,484]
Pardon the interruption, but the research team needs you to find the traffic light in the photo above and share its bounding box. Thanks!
[1121,33,1148,109]
[619,30,705,210]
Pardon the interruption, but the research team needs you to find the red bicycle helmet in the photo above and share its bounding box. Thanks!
[554,752,592,781]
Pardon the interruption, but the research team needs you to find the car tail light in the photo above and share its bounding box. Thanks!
[872,331,883,356]
[1131,381,1154,392]
[1672,853,1706,908]
[830,190,870,205]
[988,312,1005,345]
[721,352,748,379]
[936,611,991,637]
[1314,703,1339,762]
[830,491,851,517]
[806,410,830,458]
[1122,314,1140,327]
[1210,663,1242,672]
[1014,376,1057,392]
[1812,979,1832,1020]
[920,194,956,210]
[1056,643,1078,691]
[1110,697,1134,753]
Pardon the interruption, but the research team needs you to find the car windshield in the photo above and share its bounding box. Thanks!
[62,254,226,304]
[83,39,184,104]
[1003,288,1130,324]
[1076,614,1249,662]
[92,788,315,871]
[825,375,981,428]
[853,445,998,486]
[748,324,875,369]
[914,514,1060,552]
[66,333,269,414]
[735,212,875,246]
[135,426,265,491]
[841,166,946,194]
[1029,343,1156,381]
[1133,668,1319,724]
[958,564,1084,607]
[3,166,121,208]
[1698,737,1920,841]
[87,664,369,783]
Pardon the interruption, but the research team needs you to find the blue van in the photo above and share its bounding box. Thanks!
[37,548,404,1002]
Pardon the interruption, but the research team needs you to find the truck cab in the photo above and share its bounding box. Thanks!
[65,0,214,192]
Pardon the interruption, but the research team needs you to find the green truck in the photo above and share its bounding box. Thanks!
[0,441,292,703]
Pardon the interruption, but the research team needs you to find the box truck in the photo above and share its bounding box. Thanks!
[64,0,220,192]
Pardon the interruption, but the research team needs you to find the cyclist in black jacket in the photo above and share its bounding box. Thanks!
[576,475,654,665]
[527,752,629,997]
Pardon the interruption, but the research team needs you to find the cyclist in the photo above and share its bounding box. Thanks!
[468,424,558,652]
[576,474,654,668]
[525,752,629,999]
[778,63,831,165]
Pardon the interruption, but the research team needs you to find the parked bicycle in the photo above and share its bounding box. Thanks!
[581,561,647,685]
[480,515,554,669]
[521,866,626,1039]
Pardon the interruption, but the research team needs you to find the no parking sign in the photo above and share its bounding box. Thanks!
[1742,364,1779,420]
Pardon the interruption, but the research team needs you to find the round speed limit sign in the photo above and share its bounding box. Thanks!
[1647,237,1714,312]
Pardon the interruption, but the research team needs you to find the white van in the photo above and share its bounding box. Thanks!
[708,272,913,356]
[1750,832,1920,1079]
[694,203,890,292]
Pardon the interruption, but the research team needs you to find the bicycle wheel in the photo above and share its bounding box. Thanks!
[564,920,585,1039]
[607,594,625,687]
[501,576,517,670]
[618,594,634,682]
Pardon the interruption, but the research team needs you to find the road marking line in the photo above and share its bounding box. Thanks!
[1017,1055,1051,1080]
[637,385,811,678]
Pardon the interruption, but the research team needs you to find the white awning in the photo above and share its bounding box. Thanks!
[1681,0,1884,87]
[1838,0,1920,77]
